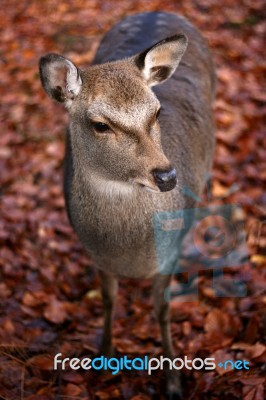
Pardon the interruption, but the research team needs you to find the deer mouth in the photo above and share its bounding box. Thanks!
[133,178,161,193]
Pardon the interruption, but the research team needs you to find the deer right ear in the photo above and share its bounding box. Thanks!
[135,34,188,87]
[39,53,82,107]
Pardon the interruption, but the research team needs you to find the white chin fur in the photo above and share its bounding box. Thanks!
[90,174,159,196]
[91,176,134,197]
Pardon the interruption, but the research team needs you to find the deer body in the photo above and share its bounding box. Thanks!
[40,12,215,398]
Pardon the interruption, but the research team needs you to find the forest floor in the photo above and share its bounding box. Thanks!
[0,0,265,399]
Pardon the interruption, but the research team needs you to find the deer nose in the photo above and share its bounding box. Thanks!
[153,167,177,192]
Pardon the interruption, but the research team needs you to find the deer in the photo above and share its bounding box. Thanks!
[39,11,215,399]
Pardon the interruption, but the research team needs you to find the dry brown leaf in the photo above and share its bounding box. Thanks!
[62,383,83,396]
[212,349,234,376]
[26,354,54,371]
[43,295,69,324]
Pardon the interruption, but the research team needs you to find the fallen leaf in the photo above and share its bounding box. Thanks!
[43,296,69,324]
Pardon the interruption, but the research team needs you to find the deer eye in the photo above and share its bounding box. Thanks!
[92,122,111,133]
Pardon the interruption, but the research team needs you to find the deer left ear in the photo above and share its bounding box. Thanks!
[39,53,82,107]
[135,34,188,87]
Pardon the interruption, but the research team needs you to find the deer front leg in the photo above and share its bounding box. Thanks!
[98,270,118,357]
[152,273,182,400]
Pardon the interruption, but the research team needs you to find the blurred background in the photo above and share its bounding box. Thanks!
[0,0,265,399]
